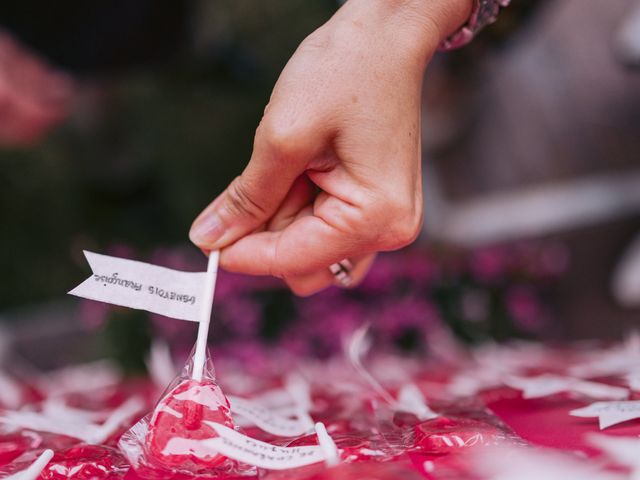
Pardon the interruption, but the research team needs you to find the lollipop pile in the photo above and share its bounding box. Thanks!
[2,332,640,479]
[4,251,640,478]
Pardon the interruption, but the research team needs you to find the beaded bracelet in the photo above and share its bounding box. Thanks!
[440,0,511,50]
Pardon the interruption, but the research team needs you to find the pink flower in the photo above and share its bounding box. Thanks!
[538,242,570,277]
[358,255,399,293]
[150,312,194,339]
[106,243,137,260]
[77,299,110,331]
[219,296,262,337]
[399,250,439,287]
[217,341,270,375]
[375,296,440,339]
[505,286,545,333]
[470,246,510,283]
[149,246,203,272]
[460,289,490,323]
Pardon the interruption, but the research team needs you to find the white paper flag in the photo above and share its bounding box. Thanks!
[203,422,326,470]
[505,374,629,400]
[397,383,438,421]
[228,395,314,437]
[570,401,640,429]
[588,434,640,473]
[0,397,144,444]
[69,251,210,322]
[472,444,622,480]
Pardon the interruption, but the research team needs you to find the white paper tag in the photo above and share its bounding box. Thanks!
[37,360,122,397]
[346,325,398,406]
[397,384,438,420]
[626,372,640,391]
[228,396,313,437]
[93,397,145,443]
[588,434,640,472]
[0,397,143,444]
[42,398,108,423]
[570,401,640,429]
[69,251,209,322]
[146,340,178,389]
[505,374,629,400]
[284,373,313,412]
[0,372,23,409]
[0,410,100,444]
[314,422,339,467]
[569,333,640,378]
[473,444,620,480]
[204,422,325,470]
[569,355,640,379]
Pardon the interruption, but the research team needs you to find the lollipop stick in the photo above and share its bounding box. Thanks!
[315,422,339,467]
[192,250,219,382]
[7,449,54,480]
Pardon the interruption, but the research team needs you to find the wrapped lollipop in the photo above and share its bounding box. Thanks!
[121,350,342,478]
[120,252,254,477]
[409,411,522,454]
[0,449,54,480]
[119,346,253,478]
[39,445,128,480]
[123,312,238,475]
[146,376,234,469]
[0,431,42,466]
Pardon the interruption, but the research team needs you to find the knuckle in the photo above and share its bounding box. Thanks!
[380,198,423,249]
[222,176,265,220]
[299,29,331,52]
[256,114,308,160]
[278,262,309,279]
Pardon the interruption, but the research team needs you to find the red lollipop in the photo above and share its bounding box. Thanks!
[40,444,128,480]
[286,432,391,464]
[412,416,511,453]
[146,379,235,470]
[0,432,41,466]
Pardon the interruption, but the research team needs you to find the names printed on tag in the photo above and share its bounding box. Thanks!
[205,422,325,470]
[229,396,313,437]
[93,274,196,305]
[93,273,143,291]
[147,285,195,304]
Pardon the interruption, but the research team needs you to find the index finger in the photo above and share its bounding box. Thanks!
[220,214,371,278]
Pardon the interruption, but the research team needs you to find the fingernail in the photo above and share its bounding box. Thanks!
[190,213,225,248]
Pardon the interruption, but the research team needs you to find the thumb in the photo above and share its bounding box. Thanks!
[189,122,315,251]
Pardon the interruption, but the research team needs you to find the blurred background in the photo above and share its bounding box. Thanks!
[0,0,639,374]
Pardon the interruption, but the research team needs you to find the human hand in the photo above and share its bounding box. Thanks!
[190,0,471,295]
[0,32,73,146]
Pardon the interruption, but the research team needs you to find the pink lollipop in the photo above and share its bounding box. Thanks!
[0,432,41,466]
[146,379,235,470]
[40,444,128,480]
[412,416,511,453]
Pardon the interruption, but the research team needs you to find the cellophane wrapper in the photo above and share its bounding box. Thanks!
[119,347,256,479]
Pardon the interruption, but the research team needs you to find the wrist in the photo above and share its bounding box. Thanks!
[337,0,473,70]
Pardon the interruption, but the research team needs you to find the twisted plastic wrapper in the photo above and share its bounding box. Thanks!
[119,347,255,479]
